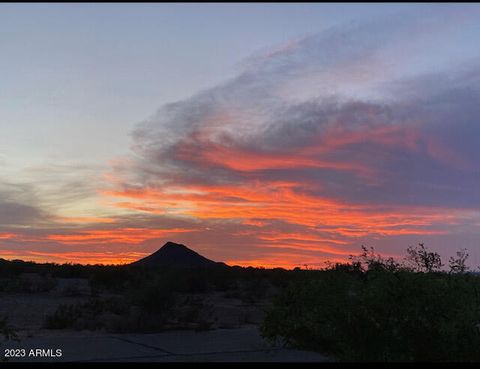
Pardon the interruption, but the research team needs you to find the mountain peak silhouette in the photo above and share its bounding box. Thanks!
[131,241,224,268]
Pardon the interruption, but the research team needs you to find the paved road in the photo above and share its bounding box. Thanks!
[2,325,330,362]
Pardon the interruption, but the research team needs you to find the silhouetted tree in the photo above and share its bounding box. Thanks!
[405,243,443,272]
[350,245,402,272]
[449,248,469,274]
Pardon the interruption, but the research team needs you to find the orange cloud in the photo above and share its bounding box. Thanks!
[0,249,148,265]
[102,177,460,245]
[226,252,348,270]
[46,227,196,245]
[55,216,117,224]
[257,232,349,245]
[175,140,373,177]
[0,233,16,240]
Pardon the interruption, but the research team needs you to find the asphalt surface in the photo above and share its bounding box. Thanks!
[2,325,330,362]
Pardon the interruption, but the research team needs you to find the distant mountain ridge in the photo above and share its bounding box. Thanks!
[130,241,226,268]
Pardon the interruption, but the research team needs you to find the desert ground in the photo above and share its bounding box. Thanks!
[0,275,329,362]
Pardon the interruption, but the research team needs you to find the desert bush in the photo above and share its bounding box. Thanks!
[36,274,57,292]
[129,276,174,313]
[44,297,130,331]
[211,269,236,291]
[89,267,131,292]
[239,277,270,303]
[261,247,480,362]
[176,296,215,331]
[44,303,81,329]
[2,276,33,293]
[0,274,57,293]
[46,271,216,333]
[61,282,85,297]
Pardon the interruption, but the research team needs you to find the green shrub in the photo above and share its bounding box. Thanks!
[44,304,82,329]
[44,297,130,331]
[261,250,480,362]
[129,277,174,313]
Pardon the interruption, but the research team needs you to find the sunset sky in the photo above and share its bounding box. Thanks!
[1,3,479,268]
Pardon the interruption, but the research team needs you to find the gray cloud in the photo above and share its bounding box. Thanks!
[0,201,42,226]
[123,8,479,203]
[0,181,46,227]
